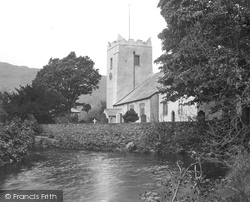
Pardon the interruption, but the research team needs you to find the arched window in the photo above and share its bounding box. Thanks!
[197,110,205,122]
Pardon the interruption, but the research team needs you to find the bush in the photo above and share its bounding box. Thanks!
[213,154,250,201]
[0,115,40,166]
[123,108,139,123]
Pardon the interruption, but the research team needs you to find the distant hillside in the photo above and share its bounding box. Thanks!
[0,61,106,107]
[0,62,39,92]
[77,76,106,108]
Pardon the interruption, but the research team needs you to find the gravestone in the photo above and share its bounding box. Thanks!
[141,114,146,122]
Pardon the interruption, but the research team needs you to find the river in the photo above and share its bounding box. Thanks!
[0,148,225,202]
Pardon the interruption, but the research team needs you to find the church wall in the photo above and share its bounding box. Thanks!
[114,94,197,123]
[133,44,153,88]
[116,41,152,103]
[116,44,135,102]
[107,43,119,108]
[150,94,159,122]
[158,94,197,122]
[114,98,151,122]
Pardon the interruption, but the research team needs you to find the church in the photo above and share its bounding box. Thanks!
[104,35,198,123]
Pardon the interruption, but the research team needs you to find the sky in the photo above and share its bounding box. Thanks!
[0,0,166,76]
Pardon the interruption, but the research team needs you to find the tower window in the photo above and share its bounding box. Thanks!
[134,55,140,66]
[110,58,113,69]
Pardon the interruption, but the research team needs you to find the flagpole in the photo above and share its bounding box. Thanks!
[129,4,130,39]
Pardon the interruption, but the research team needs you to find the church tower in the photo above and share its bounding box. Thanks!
[107,34,153,108]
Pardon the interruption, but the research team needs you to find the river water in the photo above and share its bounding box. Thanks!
[0,149,225,202]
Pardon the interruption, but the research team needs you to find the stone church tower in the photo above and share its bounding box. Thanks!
[106,34,153,108]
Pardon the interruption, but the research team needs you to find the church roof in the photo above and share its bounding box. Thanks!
[114,72,164,106]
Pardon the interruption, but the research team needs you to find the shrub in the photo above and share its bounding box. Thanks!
[0,115,40,166]
[213,154,250,201]
[123,108,139,123]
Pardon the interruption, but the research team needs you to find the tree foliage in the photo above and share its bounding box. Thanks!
[123,108,139,123]
[82,103,91,114]
[156,0,250,109]
[33,52,101,114]
[79,100,106,123]
[144,2,250,199]
[156,0,250,158]
[0,85,64,123]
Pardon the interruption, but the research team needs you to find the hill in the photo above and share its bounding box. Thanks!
[0,62,39,92]
[77,76,106,108]
[0,61,106,108]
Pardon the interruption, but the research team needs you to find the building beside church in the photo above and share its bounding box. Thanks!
[104,35,197,123]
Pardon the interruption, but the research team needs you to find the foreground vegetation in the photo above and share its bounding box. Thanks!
[0,116,40,166]
[140,154,250,202]
[140,121,250,202]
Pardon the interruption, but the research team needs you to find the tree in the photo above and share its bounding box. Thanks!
[79,100,106,123]
[0,84,65,123]
[156,0,250,109]
[0,92,7,123]
[33,52,101,115]
[123,108,139,123]
[82,103,91,114]
[155,0,250,166]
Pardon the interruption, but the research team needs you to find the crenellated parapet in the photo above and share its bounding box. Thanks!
[107,34,151,50]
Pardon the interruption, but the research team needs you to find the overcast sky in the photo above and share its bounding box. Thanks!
[0,0,166,75]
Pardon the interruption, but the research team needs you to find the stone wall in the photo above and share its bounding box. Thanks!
[40,122,202,154]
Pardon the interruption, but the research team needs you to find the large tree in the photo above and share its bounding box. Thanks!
[156,0,250,158]
[156,0,250,112]
[33,52,101,114]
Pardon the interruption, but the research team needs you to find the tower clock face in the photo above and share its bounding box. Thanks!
[109,72,112,80]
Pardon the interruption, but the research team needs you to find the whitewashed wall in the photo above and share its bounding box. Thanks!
[114,98,151,122]
[158,94,197,122]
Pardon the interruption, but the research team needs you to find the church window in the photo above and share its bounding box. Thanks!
[163,102,168,115]
[110,58,113,69]
[178,100,183,115]
[134,55,140,66]
[139,103,145,116]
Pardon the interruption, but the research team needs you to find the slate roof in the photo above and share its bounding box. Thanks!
[114,72,164,106]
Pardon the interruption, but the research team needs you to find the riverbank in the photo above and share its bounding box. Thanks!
[0,116,40,167]
[39,122,203,155]
[0,121,204,167]
[2,121,250,201]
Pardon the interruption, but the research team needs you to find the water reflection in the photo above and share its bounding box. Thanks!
[0,149,225,202]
